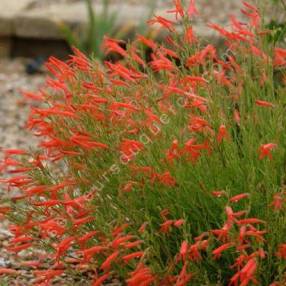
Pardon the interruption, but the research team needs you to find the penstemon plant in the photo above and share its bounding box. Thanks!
[0,1,286,285]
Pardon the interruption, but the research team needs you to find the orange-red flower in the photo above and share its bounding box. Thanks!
[259,143,277,160]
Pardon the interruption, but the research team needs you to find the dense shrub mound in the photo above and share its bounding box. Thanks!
[1,1,286,285]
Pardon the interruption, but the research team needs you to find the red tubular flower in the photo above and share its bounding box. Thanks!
[46,56,75,80]
[236,218,266,225]
[150,53,176,72]
[103,36,127,57]
[250,45,268,61]
[112,235,135,249]
[122,251,144,263]
[120,139,144,159]
[92,272,110,286]
[184,27,197,44]
[276,244,286,259]
[4,149,27,156]
[33,269,64,283]
[179,241,188,261]
[121,181,138,193]
[258,143,277,160]
[77,231,98,247]
[230,193,249,203]
[208,23,246,42]
[189,116,211,133]
[211,223,232,242]
[212,190,227,198]
[175,262,193,286]
[188,242,202,261]
[217,124,228,144]
[160,46,179,59]
[70,133,108,150]
[105,61,142,82]
[70,47,91,71]
[166,139,181,163]
[20,260,42,268]
[224,207,234,221]
[270,193,284,211]
[0,206,11,216]
[6,242,33,253]
[167,0,185,20]
[54,236,75,261]
[187,0,199,18]
[184,138,210,162]
[32,199,61,207]
[244,230,266,242]
[109,102,138,112]
[174,219,185,228]
[186,44,216,66]
[274,48,286,67]
[136,35,157,50]
[22,185,48,196]
[255,100,274,108]
[123,240,144,249]
[148,16,176,32]
[160,220,174,233]
[239,258,257,286]
[138,222,148,234]
[160,209,170,220]
[241,1,260,28]
[10,236,33,244]
[39,219,66,237]
[72,216,95,229]
[126,263,155,286]
[80,245,107,263]
[212,243,233,259]
[100,251,120,271]
[229,15,255,39]
[156,171,177,187]
[130,45,146,67]
[233,109,241,124]
[182,75,207,88]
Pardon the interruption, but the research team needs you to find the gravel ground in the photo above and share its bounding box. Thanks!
[0,59,43,151]
[0,59,45,285]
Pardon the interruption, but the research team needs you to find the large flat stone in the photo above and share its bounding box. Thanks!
[13,1,242,41]
[0,0,33,12]
[0,0,34,36]
[15,2,151,39]
[1,0,284,40]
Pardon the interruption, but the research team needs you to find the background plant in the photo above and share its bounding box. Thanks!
[266,0,286,45]
[60,0,158,60]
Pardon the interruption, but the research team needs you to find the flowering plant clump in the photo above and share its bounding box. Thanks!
[1,1,286,285]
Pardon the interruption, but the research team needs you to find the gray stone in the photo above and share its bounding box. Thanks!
[0,0,34,36]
